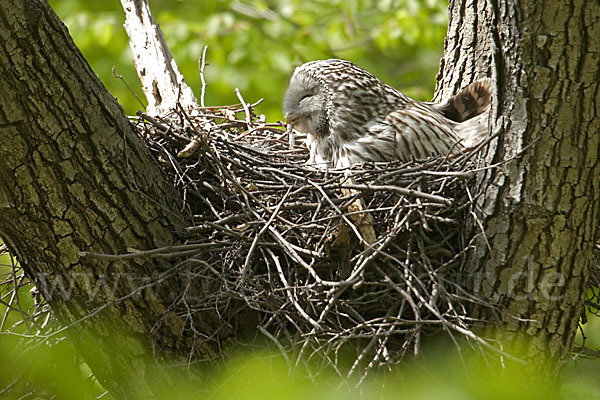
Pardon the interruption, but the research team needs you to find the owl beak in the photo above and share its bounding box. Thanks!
[284,113,297,125]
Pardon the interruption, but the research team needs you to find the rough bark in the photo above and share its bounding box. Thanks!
[0,1,196,398]
[437,0,600,376]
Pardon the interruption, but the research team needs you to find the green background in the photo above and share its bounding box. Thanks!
[48,0,448,121]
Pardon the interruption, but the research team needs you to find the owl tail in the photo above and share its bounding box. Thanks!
[433,79,492,122]
[433,79,493,150]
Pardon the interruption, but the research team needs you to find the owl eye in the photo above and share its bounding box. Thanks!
[299,93,313,102]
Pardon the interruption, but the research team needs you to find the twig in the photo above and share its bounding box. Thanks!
[112,66,146,110]
[267,248,321,329]
[234,87,252,127]
[336,183,452,205]
[79,243,229,260]
[240,187,292,281]
[198,46,208,108]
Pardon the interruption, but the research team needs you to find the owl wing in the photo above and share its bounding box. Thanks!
[380,104,463,162]
[335,103,463,167]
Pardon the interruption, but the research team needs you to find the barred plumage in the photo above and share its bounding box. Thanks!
[282,59,492,168]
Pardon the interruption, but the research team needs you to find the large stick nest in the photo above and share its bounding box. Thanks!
[134,100,491,379]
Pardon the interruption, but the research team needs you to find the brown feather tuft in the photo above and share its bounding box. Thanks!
[434,79,492,122]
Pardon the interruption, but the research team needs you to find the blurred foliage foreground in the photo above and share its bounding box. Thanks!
[1,0,599,398]
[1,325,599,399]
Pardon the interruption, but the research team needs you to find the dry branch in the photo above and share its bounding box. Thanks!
[121,0,198,114]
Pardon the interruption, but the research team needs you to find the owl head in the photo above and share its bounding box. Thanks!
[283,60,406,142]
[282,62,330,138]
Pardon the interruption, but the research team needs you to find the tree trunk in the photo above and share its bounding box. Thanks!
[437,0,600,376]
[0,1,202,398]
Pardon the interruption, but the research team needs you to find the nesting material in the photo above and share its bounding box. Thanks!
[133,99,492,379]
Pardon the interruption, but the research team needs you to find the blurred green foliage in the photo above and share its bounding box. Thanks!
[48,0,448,121]
[0,337,106,399]
[2,336,600,399]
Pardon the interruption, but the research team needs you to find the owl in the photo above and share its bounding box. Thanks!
[283,59,492,168]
